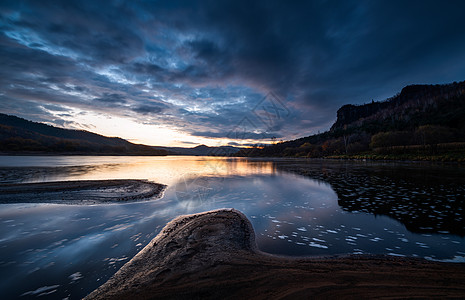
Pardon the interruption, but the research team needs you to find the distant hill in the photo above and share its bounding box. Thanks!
[238,80,465,160]
[155,144,243,156]
[0,113,244,156]
[0,113,169,155]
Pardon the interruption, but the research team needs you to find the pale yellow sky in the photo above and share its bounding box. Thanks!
[50,109,259,147]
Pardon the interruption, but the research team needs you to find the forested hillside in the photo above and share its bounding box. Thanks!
[238,80,465,161]
[0,114,169,155]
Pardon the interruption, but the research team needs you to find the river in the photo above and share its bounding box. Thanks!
[0,156,463,299]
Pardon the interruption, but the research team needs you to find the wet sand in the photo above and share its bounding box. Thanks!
[86,209,465,299]
[0,179,166,204]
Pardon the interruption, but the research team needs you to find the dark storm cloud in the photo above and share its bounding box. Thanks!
[163,1,465,103]
[1,0,465,143]
[191,130,279,140]
[132,104,166,115]
[94,93,127,104]
[0,0,144,65]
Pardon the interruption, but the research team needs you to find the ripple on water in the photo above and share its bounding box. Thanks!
[20,285,60,297]
[308,242,328,249]
[69,272,83,282]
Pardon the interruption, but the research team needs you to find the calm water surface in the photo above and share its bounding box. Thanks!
[0,156,463,299]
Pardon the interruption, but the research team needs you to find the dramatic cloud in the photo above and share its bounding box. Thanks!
[1,0,465,146]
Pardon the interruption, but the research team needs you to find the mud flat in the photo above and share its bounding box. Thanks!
[0,179,166,204]
[86,208,465,299]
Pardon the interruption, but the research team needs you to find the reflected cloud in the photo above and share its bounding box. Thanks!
[277,160,465,236]
[1,157,464,299]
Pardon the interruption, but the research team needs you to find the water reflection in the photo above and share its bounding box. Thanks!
[276,160,465,236]
[0,156,276,185]
[0,156,464,299]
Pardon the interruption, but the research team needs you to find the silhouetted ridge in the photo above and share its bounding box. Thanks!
[0,113,168,155]
[0,114,244,155]
[331,81,465,132]
[237,80,465,159]
[0,114,129,147]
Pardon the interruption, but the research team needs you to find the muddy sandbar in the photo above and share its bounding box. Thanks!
[87,208,465,299]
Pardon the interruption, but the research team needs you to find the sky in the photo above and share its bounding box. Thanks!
[1,0,465,147]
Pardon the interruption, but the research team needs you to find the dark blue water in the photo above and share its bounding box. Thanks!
[0,156,463,299]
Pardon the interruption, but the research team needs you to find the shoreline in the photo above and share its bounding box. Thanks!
[0,179,166,204]
[273,160,465,237]
[1,153,464,165]
[86,209,465,299]
[241,155,465,164]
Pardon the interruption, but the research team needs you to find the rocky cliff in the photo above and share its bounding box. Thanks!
[330,81,465,132]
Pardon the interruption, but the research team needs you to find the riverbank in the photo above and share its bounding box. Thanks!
[86,209,465,299]
[0,179,166,204]
[326,151,465,162]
